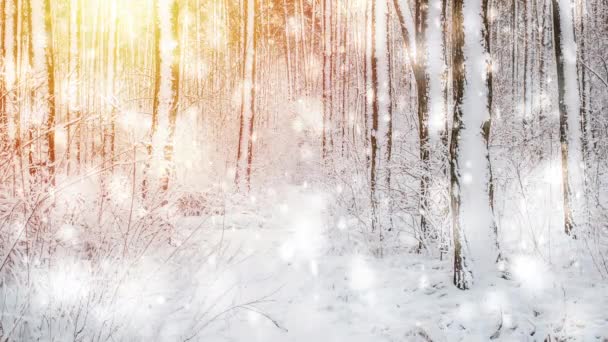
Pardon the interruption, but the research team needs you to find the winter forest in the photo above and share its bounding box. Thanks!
[0,0,607,340]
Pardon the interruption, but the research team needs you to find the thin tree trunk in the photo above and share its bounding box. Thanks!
[551,0,584,236]
[0,0,7,148]
[43,0,56,184]
[413,0,431,251]
[245,0,257,190]
[143,0,161,198]
[162,0,181,191]
[235,0,256,190]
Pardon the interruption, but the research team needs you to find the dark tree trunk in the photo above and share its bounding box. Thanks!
[43,0,56,184]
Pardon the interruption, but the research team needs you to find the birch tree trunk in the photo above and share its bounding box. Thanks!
[235,0,256,191]
[451,0,499,290]
[551,0,585,236]
[370,0,391,256]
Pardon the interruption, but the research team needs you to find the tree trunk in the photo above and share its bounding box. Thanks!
[0,0,6,148]
[450,0,499,290]
[235,0,256,191]
[162,0,181,191]
[245,0,257,190]
[450,0,472,290]
[369,0,391,256]
[551,0,584,236]
[143,0,162,198]
[413,0,431,251]
[43,0,56,184]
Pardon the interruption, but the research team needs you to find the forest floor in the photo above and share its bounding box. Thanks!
[158,184,608,342]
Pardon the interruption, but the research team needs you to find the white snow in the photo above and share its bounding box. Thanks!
[1,1,606,341]
[184,188,608,341]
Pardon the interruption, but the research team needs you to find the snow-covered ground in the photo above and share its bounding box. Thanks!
[2,179,606,341]
[150,185,608,342]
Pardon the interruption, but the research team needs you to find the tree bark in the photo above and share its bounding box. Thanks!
[43,0,56,184]
[551,0,584,236]
[162,0,181,191]
[450,0,499,290]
